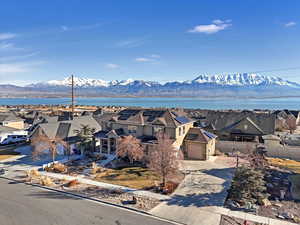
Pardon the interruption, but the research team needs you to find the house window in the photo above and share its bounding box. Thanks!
[102,139,108,153]
[179,127,182,136]
[128,125,137,134]
[183,126,185,134]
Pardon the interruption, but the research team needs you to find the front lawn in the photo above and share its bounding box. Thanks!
[0,149,20,160]
[267,158,300,173]
[94,167,161,189]
[267,158,300,200]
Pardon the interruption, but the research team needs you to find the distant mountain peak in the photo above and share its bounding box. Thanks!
[191,73,295,86]
[30,73,299,88]
[20,73,300,98]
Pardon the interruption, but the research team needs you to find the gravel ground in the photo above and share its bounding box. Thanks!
[220,215,266,225]
[16,174,160,211]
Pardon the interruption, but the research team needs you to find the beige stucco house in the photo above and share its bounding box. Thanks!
[94,108,217,160]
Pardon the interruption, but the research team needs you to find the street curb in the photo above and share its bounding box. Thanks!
[0,176,185,225]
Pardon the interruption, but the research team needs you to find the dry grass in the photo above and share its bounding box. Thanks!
[268,157,300,200]
[267,158,300,173]
[45,163,67,173]
[40,176,54,186]
[66,179,80,187]
[94,167,160,189]
[0,149,20,160]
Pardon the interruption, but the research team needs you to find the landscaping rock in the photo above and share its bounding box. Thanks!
[293,216,300,223]
[278,212,294,220]
[260,199,271,206]
[273,203,282,208]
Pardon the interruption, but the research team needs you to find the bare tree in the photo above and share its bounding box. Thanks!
[285,115,297,134]
[148,132,182,187]
[116,135,144,164]
[31,131,68,163]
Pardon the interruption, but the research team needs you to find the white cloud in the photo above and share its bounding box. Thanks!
[0,63,28,73]
[0,42,14,50]
[0,61,45,73]
[0,42,24,51]
[61,23,102,32]
[150,54,160,58]
[135,57,153,62]
[0,33,16,41]
[0,52,39,62]
[188,19,232,34]
[116,38,147,48]
[285,21,296,27]
[105,63,119,69]
[212,19,232,25]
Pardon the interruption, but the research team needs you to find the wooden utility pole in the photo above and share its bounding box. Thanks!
[71,74,74,120]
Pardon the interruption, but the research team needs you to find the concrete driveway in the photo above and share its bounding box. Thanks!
[0,145,67,178]
[151,157,236,225]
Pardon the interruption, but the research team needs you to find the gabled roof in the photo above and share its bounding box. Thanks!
[114,108,193,127]
[93,113,118,125]
[94,128,125,138]
[56,123,71,139]
[222,117,265,135]
[0,112,23,123]
[33,116,101,141]
[0,125,21,133]
[32,113,59,125]
[184,127,217,143]
[204,111,275,134]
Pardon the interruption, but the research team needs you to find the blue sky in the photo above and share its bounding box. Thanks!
[0,0,300,85]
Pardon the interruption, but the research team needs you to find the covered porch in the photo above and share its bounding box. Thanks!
[94,128,125,155]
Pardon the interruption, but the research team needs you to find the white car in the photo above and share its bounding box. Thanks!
[0,135,28,145]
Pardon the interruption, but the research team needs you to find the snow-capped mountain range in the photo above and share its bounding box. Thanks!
[1,73,300,98]
[35,76,159,88]
[28,73,300,88]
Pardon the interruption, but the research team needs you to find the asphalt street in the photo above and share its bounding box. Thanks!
[0,178,175,225]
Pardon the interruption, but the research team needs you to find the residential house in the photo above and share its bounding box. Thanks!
[94,108,217,160]
[30,116,101,155]
[0,112,24,129]
[196,110,276,142]
[273,109,300,130]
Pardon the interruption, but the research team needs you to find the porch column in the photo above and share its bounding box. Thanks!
[108,138,111,155]
[99,139,102,154]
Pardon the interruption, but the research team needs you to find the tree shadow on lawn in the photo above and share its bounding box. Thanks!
[162,167,235,208]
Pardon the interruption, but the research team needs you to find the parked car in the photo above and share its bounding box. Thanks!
[0,135,28,145]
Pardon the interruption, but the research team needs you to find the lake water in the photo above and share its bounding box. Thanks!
[0,97,300,110]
